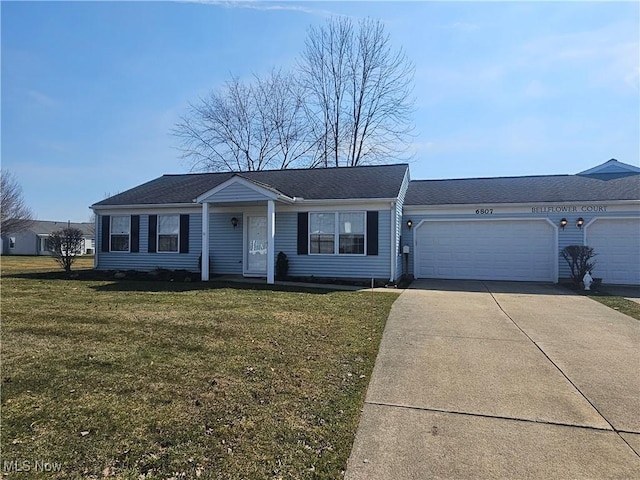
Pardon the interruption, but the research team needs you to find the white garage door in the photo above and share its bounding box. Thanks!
[415,220,556,282]
[586,218,640,285]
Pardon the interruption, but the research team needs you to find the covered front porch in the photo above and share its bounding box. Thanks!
[196,175,296,284]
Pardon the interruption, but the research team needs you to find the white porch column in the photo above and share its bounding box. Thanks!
[201,202,209,281]
[267,199,275,284]
[94,212,99,269]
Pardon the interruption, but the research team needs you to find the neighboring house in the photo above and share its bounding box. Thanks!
[1,221,95,256]
[91,159,640,285]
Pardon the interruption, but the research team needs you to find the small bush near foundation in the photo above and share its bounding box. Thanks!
[275,251,289,280]
[561,245,597,284]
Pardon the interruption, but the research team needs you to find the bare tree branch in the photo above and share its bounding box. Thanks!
[49,227,85,272]
[1,170,34,236]
[173,72,316,172]
[300,17,415,167]
[173,17,415,171]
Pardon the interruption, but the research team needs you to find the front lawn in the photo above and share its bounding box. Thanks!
[1,257,398,479]
[586,293,640,321]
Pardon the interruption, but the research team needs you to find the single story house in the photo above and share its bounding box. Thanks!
[1,221,95,256]
[91,159,640,285]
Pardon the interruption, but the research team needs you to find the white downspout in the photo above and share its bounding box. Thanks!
[201,202,209,281]
[267,200,275,284]
[390,201,396,282]
[94,212,99,269]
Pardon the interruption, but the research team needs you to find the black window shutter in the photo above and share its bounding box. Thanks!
[297,212,308,255]
[101,215,110,252]
[148,215,157,253]
[130,215,140,253]
[179,214,189,254]
[366,211,378,256]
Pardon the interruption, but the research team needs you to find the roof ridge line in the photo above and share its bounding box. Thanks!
[161,163,409,177]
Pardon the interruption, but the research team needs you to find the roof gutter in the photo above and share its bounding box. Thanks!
[92,196,401,210]
[403,199,640,211]
[91,202,198,211]
[295,197,398,205]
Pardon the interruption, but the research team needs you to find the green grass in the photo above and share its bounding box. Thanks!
[1,256,398,479]
[586,294,640,320]
[562,280,640,321]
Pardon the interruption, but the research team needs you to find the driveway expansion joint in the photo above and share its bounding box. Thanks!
[364,400,614,433]
[482,282,640,460]
[417,334,528,342]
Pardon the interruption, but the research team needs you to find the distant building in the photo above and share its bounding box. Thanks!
[1,221,95,256]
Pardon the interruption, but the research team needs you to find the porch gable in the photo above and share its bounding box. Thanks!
[195,175,293,204]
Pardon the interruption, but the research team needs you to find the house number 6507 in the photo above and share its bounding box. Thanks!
[475,208,493,214]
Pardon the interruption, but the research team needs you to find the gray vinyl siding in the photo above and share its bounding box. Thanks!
[209,212,244,274]
[401,215,416,277]
[96,213,202,272]
[2,231,38,255]
[555,214,585,280]
[274,210,392,280]
[204,183,272,203]
[554,211,640,280]
[395,171,410,279]
[96,209,393,278]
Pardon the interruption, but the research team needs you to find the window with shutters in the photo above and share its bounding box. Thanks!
[157,215,179,252]
[309,211,366,255]
[310,213,335,254]
[110,216,130,252]
[338,212,365,254]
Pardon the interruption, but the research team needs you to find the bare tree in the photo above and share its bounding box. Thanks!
[174,18,414,172]
[49,227,85,272]
[1,170,34,236]
[299,17,415,167]
[254,71,318,169]
[174,70,315,172]
[298,17,352,167]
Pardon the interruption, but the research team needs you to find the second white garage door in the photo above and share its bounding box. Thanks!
[414,219,556,282]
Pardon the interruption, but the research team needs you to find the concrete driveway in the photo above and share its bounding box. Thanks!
[346,280,640,479]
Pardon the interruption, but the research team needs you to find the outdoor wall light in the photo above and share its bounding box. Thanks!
[231,217,239,228]
[406,219,413,229]
[576,217,584,229]
[560,218,568,230]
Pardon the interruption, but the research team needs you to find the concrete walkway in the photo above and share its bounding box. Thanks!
[346,280,640,479]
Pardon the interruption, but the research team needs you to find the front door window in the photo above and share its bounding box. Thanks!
[247,216,267,273]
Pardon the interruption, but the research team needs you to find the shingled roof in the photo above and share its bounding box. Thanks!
[93,164,410,207]
[28,220,94,236]
[405,173,640,206]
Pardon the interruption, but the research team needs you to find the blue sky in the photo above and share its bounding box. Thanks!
[2,1,638,222]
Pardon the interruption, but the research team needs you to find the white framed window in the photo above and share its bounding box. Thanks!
[310,213,335,254]
[9,237,16,249]
[309,211,366,255]
[339,212,365,254]
[157,215,179,252]
[110,215,130,252]
[39,237,52,252]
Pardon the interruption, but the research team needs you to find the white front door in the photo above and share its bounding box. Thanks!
[246,215,267,275]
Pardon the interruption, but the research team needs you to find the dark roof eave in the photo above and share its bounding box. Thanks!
[404,198,640,207]
[92,201,197,209]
